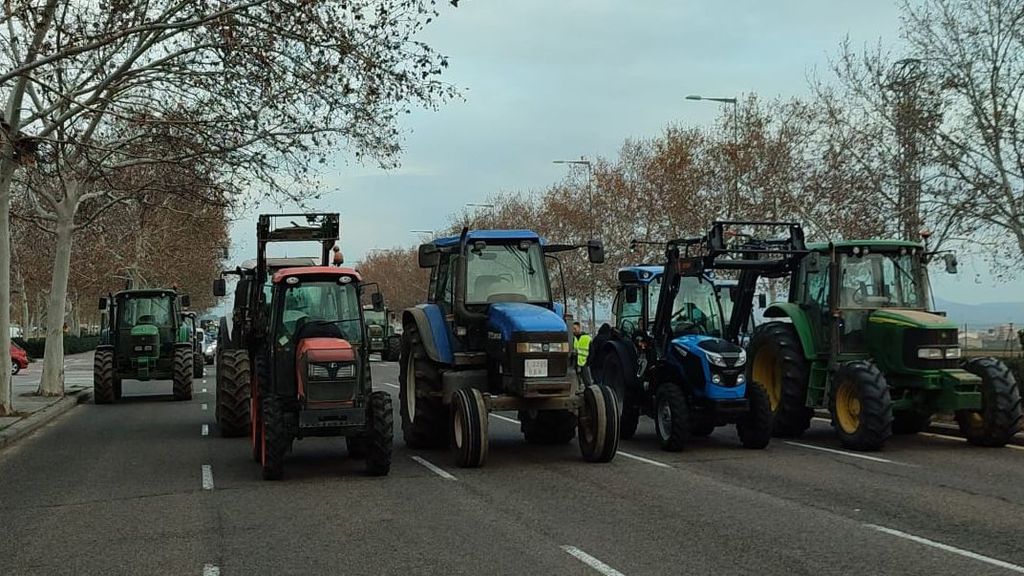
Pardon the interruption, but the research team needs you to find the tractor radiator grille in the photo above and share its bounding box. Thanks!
[367,325,384,338]
[131,334,159,356]
[306,362,358,403]
[902,328,959,370]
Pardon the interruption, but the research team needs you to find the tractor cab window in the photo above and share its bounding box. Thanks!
[613,285,643,334]
[118,296,174,329]
[839,253,923,310]
[465,241,551,304]
[277,280,362,346]
[804,265,830,310]
[363,309,385,325]
[669,277,724,337]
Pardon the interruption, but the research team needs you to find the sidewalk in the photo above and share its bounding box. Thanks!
[0,351,94,448]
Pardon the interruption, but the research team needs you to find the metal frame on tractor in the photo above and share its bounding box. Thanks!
[744,224,1023,450]
[399,228,620,468]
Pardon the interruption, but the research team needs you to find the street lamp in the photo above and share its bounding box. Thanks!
[553,157,597,331]
[686,94,740,216]
[464,203,495,228]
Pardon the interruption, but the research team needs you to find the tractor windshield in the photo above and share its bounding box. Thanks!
[839,253,925,309]
[465,242,551,304]
[277,280,362,344]
[363,309,385,325]
[670,276,725,337]
[118,295,174,329]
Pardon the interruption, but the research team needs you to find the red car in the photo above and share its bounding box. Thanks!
[11,342,28,375]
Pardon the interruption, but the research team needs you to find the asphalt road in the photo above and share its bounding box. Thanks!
[2,357,1024,575]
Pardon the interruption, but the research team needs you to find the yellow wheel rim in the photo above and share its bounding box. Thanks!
[752,347,782,412]
[836,380,862,434]
[967,411,984,431]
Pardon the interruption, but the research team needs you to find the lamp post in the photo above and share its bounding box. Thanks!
[686,94,740,216]
[464,203,495,228]
[553,157,596,331]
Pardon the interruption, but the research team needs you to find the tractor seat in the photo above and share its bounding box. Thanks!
[471,275,500,302]
[137,315,156,325]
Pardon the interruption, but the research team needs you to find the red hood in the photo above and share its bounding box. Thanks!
[295,338,356,403]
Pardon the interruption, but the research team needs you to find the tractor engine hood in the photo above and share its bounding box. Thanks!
[130,324,159,337]
[487,302,567,340]
[868,309,957,330]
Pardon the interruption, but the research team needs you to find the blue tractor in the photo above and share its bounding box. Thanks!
[400,229,620,467]
[590,235,774,450]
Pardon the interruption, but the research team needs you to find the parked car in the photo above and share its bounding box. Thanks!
[203,334,217,365]
[11,342,28,375]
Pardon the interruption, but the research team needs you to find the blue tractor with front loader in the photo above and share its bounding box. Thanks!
[400,228,620,467]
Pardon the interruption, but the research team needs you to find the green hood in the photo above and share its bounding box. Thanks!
[130,324,159,337]
[868,309,957,330]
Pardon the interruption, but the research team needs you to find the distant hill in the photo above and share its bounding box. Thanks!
[934,297,1024,329]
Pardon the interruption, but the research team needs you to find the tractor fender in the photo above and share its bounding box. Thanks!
[402,305,454,365]
[763,303,817,359]
[593,338,640,391]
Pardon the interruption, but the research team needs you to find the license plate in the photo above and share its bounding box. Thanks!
[524,359,548,378]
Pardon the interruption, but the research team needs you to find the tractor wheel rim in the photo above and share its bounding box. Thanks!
[836,381,860,434]
[752,348,780,412]
[657,399,672,438]
[405,353,416,423]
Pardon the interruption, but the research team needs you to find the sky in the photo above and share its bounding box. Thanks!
[231,0,1024,310]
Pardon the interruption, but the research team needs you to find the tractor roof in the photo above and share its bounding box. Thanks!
[239,256,320,270]
[617,265,663,285]
[433,229,543,248]
[115,289,177,298]
[271,266,362,284]
[808,240,925,252]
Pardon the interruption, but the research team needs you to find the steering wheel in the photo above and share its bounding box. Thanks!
[619,319,637,335]
[852,284,867,305]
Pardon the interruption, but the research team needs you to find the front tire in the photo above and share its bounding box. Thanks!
[655,383,689,452]
[578,384,619,462]
[399,324,449,449]
[737,382,773,449]
[93,347,115,404]
[829,361,892,451]
[192,353,204,379]
[260,395,290,481]
[216,350,251,438]
[172,345,193,401]
[957,357,1023,447]
[366,391,394,476]
[452,387,488,468]
[748,322,813,437]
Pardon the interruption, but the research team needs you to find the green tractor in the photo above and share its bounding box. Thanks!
[94,289,194,403]
[182,311,206,379]
[734,224,1022,450]
[363,306,401,361]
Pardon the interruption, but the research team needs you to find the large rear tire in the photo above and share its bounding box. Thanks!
[452,387,488,468]
[93,348,115,404]
[736,382,773,449]
[260,395,290,481]
[399,324,449,449]
[620,404,641,440]
[250,352,269,462]
[192,352,204,379]
[216,350,251,438]
[385,336,401,362]
[520,410,577,444]
[748,322,812,437]
[655,383,689,452]
[578,384,619,462]
[957,357,1023,447]
[366,391,394,476]
[172,345,193,401]
[829,361,892,451]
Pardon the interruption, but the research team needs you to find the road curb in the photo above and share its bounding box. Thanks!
[0,388,91,452]
[813,408,1024,446]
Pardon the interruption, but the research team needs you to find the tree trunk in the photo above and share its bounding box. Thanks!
[0,155,15,414]
[37,192,78,397]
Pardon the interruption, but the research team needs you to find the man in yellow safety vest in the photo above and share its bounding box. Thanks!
[572,321,592,386]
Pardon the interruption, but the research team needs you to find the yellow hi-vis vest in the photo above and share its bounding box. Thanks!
[574,333,591,367]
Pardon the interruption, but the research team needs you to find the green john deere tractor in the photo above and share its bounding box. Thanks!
[741,233,1022,450]
[94,289,194,403]
[363,306,401,361]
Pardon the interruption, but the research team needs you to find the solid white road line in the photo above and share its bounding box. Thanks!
[201,403,208,411]
[785,441,897,464]
[618,451,672,469]
[865,524,1024,573]
[920,431,1024,451]
[202,564,220,576]
[201,465,214,490]
[201,424,209,436]
[410,456,457,481]
[561,545,627,576]
[489,413,520,425]
[382,382,400,389]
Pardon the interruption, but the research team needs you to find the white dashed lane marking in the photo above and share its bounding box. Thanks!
[410,456,457,481]
[201,424,209,436]
[865,524,1024,573]
[562,545,627,576]
[785,441,902,464]
[201,465,214,490]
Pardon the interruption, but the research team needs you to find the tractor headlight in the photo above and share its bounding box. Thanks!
[737,373,746,384]
[737,349,747,366]
[711,374,721,384]
[134,346,142,351]
[515,342,569,353]
[144,345,153,351]
[945,347,961,359]
[705,351,728,368]
[308,363,331,379]
[917,347,944,360]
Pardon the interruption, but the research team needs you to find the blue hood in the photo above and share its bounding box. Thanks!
[488,302,567,340]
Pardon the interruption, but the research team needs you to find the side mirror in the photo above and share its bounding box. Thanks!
[944,253,958,274]
[625,286,639,304]
[213,278,226,297]
[371,291,384,312]
[98,297,107,310]
[587,239,605,264]
[180,295,191,308]
[418,243,440,268]
[758,294,767,309]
